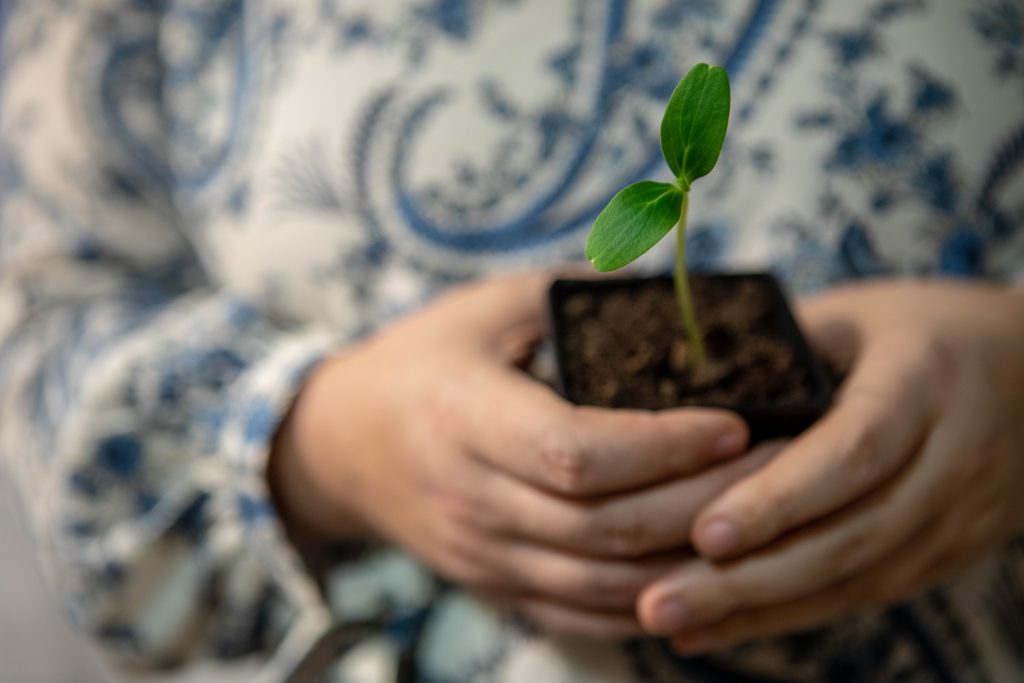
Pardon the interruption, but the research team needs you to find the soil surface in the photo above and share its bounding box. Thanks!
[556,276,815,410]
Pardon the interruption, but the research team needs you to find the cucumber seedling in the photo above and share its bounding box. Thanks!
[585,63,730,366]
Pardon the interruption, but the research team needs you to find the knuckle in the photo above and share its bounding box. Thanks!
[518,606,583,640]
[592,570,644,604]
[422,382,460,439]
[432,533,474,579]
[436,487,481,528]
[536,424,590,495]
[827,525,875,579]
[444,556,492,592]
[595,510,649,558]
[463,493,505,532]
[433,531,502,593]
[533,615,622,640]
[433,514,470,560]
[562,565,639,606]
[837,421,889,485]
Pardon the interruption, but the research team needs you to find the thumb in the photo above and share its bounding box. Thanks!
[439,270,556,352]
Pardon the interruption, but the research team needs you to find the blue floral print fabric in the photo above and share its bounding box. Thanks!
[1,1,1023,681]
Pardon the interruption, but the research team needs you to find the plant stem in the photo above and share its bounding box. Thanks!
[674,193,706,366]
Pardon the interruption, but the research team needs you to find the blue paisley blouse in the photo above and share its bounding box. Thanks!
[2,1,1024,681]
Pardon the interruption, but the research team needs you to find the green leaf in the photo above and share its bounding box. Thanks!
[660,63,730,185]
[585,181,684,272]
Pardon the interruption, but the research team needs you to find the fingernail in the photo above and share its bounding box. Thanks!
[697,519,741,557]
[653,598,689,633]
[714,430,745,457]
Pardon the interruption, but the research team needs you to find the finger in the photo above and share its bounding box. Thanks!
[507,597,644,640]
[642,396,985,636]
[638,448,938,635]
[691,332,942,560]
[668,506,970,654]
[457,534,687,613]
[469,440,782,559]
[436,270,554,341]
[442,268,601,346]
[450,363,748,498]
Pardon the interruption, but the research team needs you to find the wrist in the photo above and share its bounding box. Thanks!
[268,355,373,546]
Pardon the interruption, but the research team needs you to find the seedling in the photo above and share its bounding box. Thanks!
[585,63,730,366]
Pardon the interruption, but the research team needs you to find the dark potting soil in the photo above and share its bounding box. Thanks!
[556,277,815,410]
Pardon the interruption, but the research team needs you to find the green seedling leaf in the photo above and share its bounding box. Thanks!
[585,181,684,272]
[660,63,730,186]
[583,62,730,368]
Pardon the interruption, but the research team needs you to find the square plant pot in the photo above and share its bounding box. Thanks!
[549,273,834,443]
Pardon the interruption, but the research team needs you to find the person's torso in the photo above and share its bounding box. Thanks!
[79,2,1024,680]
[84,0,1024,338]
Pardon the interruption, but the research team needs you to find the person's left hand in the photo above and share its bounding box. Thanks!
[635,280,1024,653]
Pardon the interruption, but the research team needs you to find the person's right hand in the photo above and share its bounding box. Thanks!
[270,272,762,638]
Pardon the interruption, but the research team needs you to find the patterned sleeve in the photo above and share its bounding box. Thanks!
[0,3,336,672]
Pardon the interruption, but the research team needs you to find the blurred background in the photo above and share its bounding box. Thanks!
[0,3,109,681]
[0,483,261,683]
[0,486,111,682]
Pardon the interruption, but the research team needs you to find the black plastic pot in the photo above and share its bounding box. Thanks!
[549,273,834,443]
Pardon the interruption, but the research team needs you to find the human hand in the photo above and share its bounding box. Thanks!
[270,272,757,638]
[636,280,1024,652]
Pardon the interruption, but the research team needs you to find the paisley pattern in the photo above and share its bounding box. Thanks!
[1,0,1023,681]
